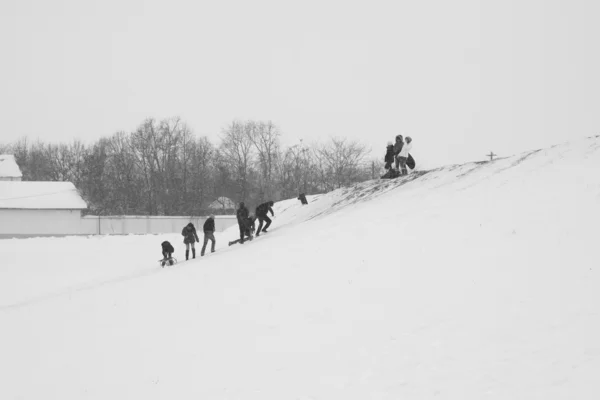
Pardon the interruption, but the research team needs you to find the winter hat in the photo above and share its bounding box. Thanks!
[406,136,412,143]
[209,214,215,219]
[396,134,403,140]
[387,141,393,146]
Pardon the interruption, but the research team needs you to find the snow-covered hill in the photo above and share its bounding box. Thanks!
[1,137,599,399]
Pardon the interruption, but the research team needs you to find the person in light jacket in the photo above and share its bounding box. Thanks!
[397,136,413,175]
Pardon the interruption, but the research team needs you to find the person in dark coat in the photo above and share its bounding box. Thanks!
[228,215,255,246]
[255,200,274,236]
[247,215,256,235]
[297,193,308,205]
[384,141,395,170]
[201,215,216,256]
[181,222,199,260]
[236,202,250,244]
[160,241,175,267]
[393,135,404,170]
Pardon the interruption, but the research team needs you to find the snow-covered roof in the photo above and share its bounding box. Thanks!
[0,155,22,178]
[0,181,87,209]
[208,196,236,209]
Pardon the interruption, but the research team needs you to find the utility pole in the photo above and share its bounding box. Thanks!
[487,151,497,161]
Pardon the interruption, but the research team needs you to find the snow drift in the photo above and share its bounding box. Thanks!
[0,137,599,399]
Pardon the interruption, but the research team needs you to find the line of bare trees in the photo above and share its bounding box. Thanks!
[0,117,375,215]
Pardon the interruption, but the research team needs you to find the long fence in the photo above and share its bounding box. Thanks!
[80,215,238,235]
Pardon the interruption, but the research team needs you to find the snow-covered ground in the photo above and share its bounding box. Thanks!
[1,137,599,399]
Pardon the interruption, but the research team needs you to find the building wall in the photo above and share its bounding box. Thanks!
[0,177,22,181]
[0,212,238,238]
[80,215,238,235]
[0,209,81,238]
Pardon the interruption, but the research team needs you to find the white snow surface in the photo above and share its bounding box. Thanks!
[0,181,87,209]
[0,154,22,178]
[1,137,599,399]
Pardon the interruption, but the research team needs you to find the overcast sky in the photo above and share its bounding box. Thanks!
[1,0,599,168]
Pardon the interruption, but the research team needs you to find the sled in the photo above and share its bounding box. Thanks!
[159,257,178,267]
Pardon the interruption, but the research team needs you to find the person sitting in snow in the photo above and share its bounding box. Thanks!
[201,215,216,256]
[160,241,175,267]
[255,200,275,236]
[181,222,199,260]
[397,136,413,175]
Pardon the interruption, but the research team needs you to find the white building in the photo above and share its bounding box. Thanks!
[0,155,22,181]
[208,196,236,211]
[0,181,88,238]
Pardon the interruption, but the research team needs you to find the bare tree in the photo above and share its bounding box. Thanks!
[104,131,141,214]
[186,136,214,214]
[314,137,370,189]
[247,120,281,201]
[219,120,255,202]
[2,116,375,215]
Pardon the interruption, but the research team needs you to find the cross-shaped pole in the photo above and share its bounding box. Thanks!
[487,151,497,161]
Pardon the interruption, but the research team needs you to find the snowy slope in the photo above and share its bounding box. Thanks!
[0,137,599,399]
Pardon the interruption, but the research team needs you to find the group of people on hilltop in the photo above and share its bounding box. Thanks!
[384,134,414,178]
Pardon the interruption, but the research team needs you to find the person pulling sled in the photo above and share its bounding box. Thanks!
[236,202,250,244]
[160,241,176,267]
[229,215,256,246]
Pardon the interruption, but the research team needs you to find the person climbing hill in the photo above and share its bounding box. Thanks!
[201,215,216,256]
[255,201,275,236]
[236,202,250,244]
[229,214,255,246]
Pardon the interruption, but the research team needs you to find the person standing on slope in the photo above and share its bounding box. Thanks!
[236,202,250,244]
[255,200,275,236]
[297,193,308,205]
[397,136,413,176]
[201,215,216,256]
[181,222,199,260]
